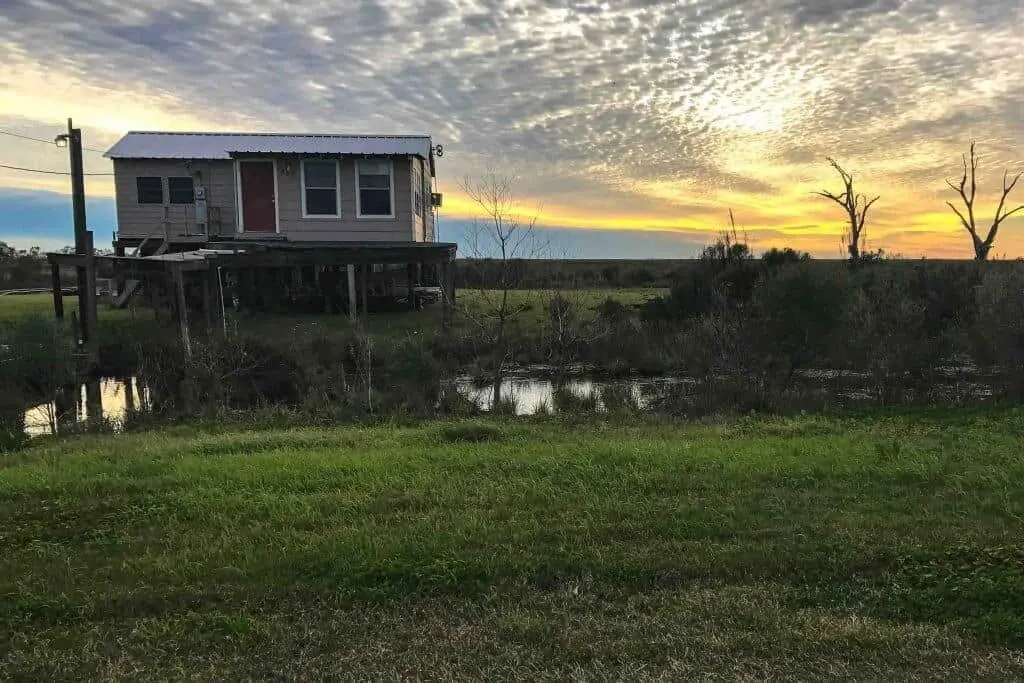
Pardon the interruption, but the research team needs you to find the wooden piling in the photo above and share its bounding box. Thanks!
[360,263,369,317]
[347,265,357,320]
[406,262,417,311]
[173,265,191,359]
[50,261,64,319]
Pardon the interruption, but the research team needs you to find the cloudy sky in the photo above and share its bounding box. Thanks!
[1,0,1022,257]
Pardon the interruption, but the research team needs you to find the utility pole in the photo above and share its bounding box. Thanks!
[60,118,96,350]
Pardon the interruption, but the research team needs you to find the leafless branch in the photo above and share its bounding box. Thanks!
[458,171,546,403]
[945,142,1023,260]
[815,158,879,263]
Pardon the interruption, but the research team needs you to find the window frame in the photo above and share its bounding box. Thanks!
[167,176,195,205]
[136,176,164,204]
[300,159,341,219]
[355,157,395,219]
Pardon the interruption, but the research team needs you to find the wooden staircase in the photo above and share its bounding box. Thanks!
[112,238,168,308]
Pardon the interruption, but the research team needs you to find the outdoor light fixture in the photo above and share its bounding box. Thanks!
[54,134,69,148]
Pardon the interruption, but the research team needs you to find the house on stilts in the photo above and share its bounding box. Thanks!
[49,131,457,337]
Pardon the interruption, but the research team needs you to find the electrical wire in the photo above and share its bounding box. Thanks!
[0,163,113,176]
[0,127,108,153]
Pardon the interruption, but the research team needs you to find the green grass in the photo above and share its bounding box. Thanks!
[0,288,662,339]
[2,410,1023,678]
[0,293,71,323]
[221,287,664,341]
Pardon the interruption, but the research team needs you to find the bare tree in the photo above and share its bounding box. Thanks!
[460,172,544,409]
[815,158,880,263]
[945,142,1024,261]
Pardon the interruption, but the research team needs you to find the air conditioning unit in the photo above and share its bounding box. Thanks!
[430,193,443,207]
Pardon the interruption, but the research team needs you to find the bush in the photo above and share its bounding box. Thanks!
[841,277,937,404]
[970,268,1024,396]
[0,316,74,451]
[0,316,75,397]
[761,247,811,270]
[749,263,848,383]
[648,234,758,321]
[543,295,584,366]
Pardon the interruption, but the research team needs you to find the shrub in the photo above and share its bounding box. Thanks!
[970,268,1024,396]
[0,316,74,450]
[0,315,75,397]
[761,247,811,270]
[749,263,848,384]
[648,233,758,321]
[841,277,937,404]
[543,295,584,366]
[601,264,621,285]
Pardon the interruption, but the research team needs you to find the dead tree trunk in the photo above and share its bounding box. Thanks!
[815,158,880,264]
[946,142,1024,261]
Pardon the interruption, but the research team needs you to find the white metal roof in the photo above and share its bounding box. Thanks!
[106,132,433,160]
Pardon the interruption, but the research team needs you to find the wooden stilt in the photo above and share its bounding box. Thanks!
[448,260,457,308]
[360,263,369,317]
[50,261,64,319]
[114,243,126,298]
[347,265,357,320]
[173,266,191,359]
[202,268,213,330]
[441,261,450,329]
[78,231,99,354]
[210,266,225,335]
[406,262,417,311]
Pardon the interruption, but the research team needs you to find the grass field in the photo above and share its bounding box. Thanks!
[0,288,664,337]
[2,410,1023,678]
[0,293,77,323]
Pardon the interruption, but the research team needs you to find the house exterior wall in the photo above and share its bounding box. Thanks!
[412,156,424,242]
[273,156,414,241]
[424,159,436,242]
[113,155,427,243]
[113,159,237,239]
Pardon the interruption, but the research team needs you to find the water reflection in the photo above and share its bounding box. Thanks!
[24,378,149,436]
[456,376,685,415]
[21,368,998,437]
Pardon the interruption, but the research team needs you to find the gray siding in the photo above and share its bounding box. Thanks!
[113,155,422,243]
[274,156,414,242]
[113,159,236,238]
[412,157,424,241]
[424,158,436,242]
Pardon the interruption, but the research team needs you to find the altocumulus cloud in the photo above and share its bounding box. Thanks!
[0,0,1022,256]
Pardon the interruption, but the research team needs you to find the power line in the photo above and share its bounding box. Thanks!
[0,127,108,153]
[0,163,113,176]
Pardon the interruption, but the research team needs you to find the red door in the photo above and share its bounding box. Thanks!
[240,161,276,232]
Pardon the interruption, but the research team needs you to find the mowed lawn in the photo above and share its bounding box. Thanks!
[2,411,1023,679]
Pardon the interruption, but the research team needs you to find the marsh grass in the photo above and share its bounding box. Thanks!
[2,410,1023,678]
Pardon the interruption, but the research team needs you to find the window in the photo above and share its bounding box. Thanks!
[357,159,393,217]
[136,177,163,204]
[168,177,194,204]
[414,183,423,217]
[302,160,339,216]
